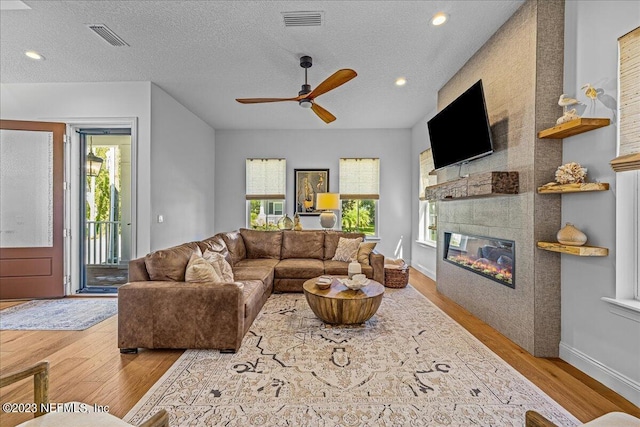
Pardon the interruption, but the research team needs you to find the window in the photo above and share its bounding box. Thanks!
[636,174,639,301]
[339,158,379,237]
[418,149,437,244]
[267,201,284,216]
[619,170,640,301]
[601,28,640,315]
[246,158,286,230]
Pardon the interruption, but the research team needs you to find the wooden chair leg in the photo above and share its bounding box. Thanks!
[33,364,49,417]
[525,410,559,427]
[2,360,169,426]
[0,360,50,418]
[138,408,169,427]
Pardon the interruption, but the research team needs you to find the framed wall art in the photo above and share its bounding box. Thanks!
[294,169,329,215]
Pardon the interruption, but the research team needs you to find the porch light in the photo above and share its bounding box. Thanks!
[86,136,103,177]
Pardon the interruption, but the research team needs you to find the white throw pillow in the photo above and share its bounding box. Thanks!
[203,249,234,282]
[332,237,363,262]
[185,252,223,283]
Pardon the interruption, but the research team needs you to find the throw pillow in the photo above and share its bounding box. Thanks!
[203,249,234,282]
[332,237,363,262]
[185,252,223,283]
[356,242,377,265]
[145,242,202,281]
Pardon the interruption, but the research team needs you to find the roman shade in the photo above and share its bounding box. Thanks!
[611,26,640,172]
[245,158,286,200]
[339,158,379,200]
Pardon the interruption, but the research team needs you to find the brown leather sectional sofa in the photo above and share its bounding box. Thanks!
[118,229,384,353]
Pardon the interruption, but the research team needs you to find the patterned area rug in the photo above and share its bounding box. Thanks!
[0,298,117,330]
[125,286,579,426]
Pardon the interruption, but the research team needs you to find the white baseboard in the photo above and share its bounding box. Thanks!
[559,341,640,406]
[410,262,436,281]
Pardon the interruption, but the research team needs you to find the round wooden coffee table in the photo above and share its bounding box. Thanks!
[302,276,384,324]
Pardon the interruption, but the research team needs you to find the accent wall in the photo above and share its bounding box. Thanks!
[213,129,412,260]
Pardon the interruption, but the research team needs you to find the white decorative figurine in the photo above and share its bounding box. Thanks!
[556,94,581,125]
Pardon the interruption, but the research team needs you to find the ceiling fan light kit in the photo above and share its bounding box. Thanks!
[235,55,357,123]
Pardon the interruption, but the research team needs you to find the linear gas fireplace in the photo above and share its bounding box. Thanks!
[443,232,515,288]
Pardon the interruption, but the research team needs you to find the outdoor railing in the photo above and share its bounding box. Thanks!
[85,220,121,265]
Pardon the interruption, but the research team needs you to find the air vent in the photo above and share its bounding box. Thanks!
[86,24,129,47]
[282,11,324,27]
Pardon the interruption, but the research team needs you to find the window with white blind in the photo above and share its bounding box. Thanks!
[601,27,640,317]
[246,158,286,230]
[418,149,437,244]
[339,158,379,236]
[611,26,640,172]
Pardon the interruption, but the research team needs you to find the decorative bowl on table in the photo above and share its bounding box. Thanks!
[340,274,369,290]
[316,276,333,290]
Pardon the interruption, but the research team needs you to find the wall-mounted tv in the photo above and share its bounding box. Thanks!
[427,79,494,170]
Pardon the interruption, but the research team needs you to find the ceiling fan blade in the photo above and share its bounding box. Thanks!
[236,97,298,104]
[311,102,336,124]
[308,69,357,99]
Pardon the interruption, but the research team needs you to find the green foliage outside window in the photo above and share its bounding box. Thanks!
[86,147,121,223]
[342,200,376,235]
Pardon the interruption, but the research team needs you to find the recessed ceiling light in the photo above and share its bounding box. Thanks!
[25,50,44,60]
[431,12,448,26]
[395,77,407,86]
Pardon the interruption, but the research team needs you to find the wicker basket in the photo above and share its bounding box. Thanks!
[384,264,409,288]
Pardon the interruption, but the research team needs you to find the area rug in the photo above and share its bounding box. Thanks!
[124,286,579,427]
[0,298,117,331]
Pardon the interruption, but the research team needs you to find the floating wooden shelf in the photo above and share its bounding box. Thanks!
[425,171,519,201]
[537,242,608,256]
[538,118,611,139]
[537,182,610,194]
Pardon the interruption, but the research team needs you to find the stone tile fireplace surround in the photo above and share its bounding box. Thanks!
[433,0,564,357]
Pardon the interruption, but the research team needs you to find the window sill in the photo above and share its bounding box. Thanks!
[601,297,640,323]
[416,240,437,249]
[364,236,380,242]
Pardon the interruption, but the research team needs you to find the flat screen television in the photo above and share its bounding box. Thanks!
[427,79,494,170]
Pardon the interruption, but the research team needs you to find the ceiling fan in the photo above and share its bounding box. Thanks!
[235,56,357,124]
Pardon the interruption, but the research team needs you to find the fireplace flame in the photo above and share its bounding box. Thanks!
[449,255,513,284]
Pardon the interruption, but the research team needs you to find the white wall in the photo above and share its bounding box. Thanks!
[560,1,640,405]
[410,114,437,280]
[0,82,153,255]
[0,82,217,258]
[150,84,216,250]
[214,129,412,259]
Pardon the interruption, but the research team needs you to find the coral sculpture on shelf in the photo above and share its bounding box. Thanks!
[555,162,587,184]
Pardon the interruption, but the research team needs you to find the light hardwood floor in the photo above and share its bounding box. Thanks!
[1,269,638,426]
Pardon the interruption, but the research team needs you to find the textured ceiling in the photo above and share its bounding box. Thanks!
[0,1,525,130]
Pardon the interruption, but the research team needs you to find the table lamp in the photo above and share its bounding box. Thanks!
[316,193,340,229]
